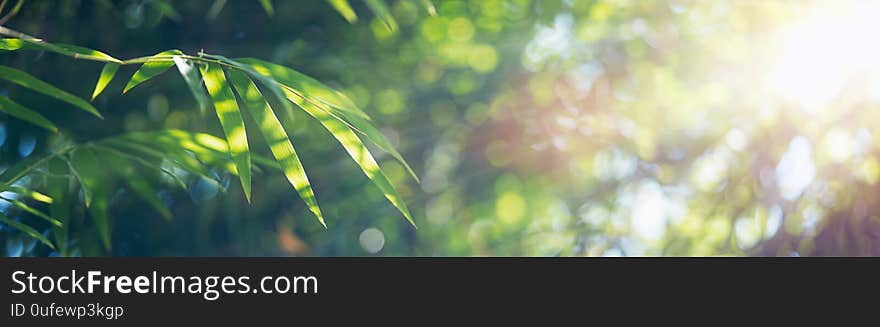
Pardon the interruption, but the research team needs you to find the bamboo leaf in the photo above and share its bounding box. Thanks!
[47,157,71,255]
[0,38,25,50]
[236,58,370,120]
[91,63,119,100]
[0,151,58,185]
[291,92,415,226]
[200,63,252,202]
[0,38,120,62]
[364,0,397,31]
[123,49,182,94]
[236,58,419,182]
[172,55,210,114]
[228,70,326,227]
[0,195,62,227]
[327,0,357,23]
[0,65,103,119]
[69,147,110,250]
[0,185,53,204]
[0,212,54,249]
[0,95,57,132]
[258,0,274,16]
[97,147,172,220]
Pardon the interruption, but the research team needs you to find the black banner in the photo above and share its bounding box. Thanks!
[0,258,872,324]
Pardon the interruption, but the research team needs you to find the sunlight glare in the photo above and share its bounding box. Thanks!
[768,2,880,109]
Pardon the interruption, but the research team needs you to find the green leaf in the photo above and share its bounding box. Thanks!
[292,92,415,226]
[172,55,211,114]
[96,144,189,190]
[98,147,172,220]
[237,58,369,120]
[327,0,357,23]
[0,38,120,62]
[228,70,326,227]
[69,147,110,250]
[0,151,59,185]
[0,212,54,249]
[0,95,57,132]
[364,0,398,31]
[258,0,274,16]
[0,195,62,227]
[0,38,25,50]
[123,50,182,93]
[47,157,71,256]
[0,185,53,204]
[91,63,119,100]
[0,65,103,119]
[200,63,252,202]
[236,58,419,182]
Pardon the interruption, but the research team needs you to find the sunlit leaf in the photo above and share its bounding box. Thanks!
[291,92,415,226]
[327,0,357,23]
[0,38,25,50]
[200,63,252,202]
[0,65,103,119]
[91,63,119,100]
[123,49,182,93]
[0,212,54,249]
[236,58,419,181]
[236,58,369,120]
[364,0,397,31]
[172,55,211,114]
[228,70,326,227]
[0,95,57,132]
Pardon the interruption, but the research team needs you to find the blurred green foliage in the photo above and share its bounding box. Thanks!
[2,0,880,256]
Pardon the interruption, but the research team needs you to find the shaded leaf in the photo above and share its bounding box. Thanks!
[200,63,252,202]
[172,55,210,114]
[0,65,103,119]
[0,37,120,62]
[69,147,110,250]
[91,63,119,100]
[0,195,62,227]
[0,212,54,249]
[47,157,71,255]
[0,95,57,132]
[123,49,182,93]
[97,147,172,220]
[0,151,60,185]
[228,70,326,227]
